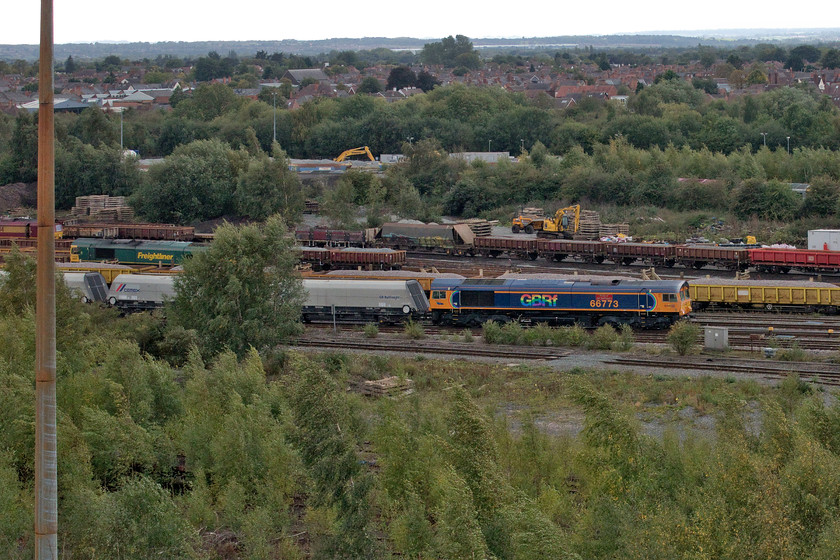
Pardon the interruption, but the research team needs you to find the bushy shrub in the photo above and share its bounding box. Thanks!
[588,325,619,350]
[557,324,588,347]
[403,319,426,339]
[499,322,524,345]
[667,320,700,355]
[776,342,807,362]
[462,329,474,343]
[615,324,635,351]
[363,323,379,338]
[482,320,502,344]
[524,323,554,346]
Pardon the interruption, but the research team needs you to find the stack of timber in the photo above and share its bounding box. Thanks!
[70,195,134,222]
[353,376,414,397]
[574,210,601,240]
[456,218,493,237]
[521,207,544,216]
[599,223,630,237]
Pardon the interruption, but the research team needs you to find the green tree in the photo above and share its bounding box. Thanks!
[791,45,820,63]
[132,138,243,223]
[64,55,76,73]
[175,82,242,120]
[421,35,481,69]
[734,178,801,221]
[358,76,383,94]
[692,77,719,94]
[322,176,359,228]
[70,107,118,148]
[803,175,839,217]
[746,65,768,85]
[169,216,304,358]
[821,48,840,69]
[290,360,378,557]
[416,70,440,92]
[234,143,304,223]
[387,65,417,90]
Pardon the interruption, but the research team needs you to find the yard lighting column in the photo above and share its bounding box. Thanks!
[488,140,492,152]
[786,136,790,155]
[408,136,414,145]
[760,132,766,146]
[36,0,58,557]
[119,109,123,151]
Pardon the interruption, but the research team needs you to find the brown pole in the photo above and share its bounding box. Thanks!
[35,0,57,556]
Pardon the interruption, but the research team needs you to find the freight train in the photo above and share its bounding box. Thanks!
[296,225,840,274]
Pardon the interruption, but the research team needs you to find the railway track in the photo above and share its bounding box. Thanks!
[307,321,840,351]
[603,356,840,386]
[406,254,840,282]
[287,337,569,360]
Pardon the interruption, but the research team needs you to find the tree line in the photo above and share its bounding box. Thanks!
[1,75,839,239]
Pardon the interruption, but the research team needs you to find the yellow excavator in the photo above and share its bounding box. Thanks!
[538,204,581,239]
[334,146,376,162]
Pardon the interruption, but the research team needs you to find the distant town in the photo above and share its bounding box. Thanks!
[2,34,840,117]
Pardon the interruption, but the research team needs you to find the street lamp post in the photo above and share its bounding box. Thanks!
[119,109,123,151]
[488,140,492,152]
[272,92,277,144]
[786,136,790,155]
[760,132,767,147]
[520,138,524,152]
[408,136,414,145]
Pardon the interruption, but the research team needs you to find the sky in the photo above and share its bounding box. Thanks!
[8,0,836,45]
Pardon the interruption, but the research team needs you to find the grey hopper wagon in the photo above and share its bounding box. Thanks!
[302,279,429,324]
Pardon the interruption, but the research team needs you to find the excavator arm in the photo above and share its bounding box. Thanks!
[335,146,375,162]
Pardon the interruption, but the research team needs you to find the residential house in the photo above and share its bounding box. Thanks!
[282,68,330,86]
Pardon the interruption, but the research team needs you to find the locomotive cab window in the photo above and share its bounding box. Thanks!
[432,290,446,299]
[662,293,678,302]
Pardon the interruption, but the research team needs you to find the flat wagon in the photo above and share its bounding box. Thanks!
[62,223,195,241]
[377,222,475,255]
[675,245,749,270]
[474,236,538,259]
[295,228,376,247]
[328,248,406,269]
[536,239,606,263]
[749,248,840,274]
[604,243,676,266]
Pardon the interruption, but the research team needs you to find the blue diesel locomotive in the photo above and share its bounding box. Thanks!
[429,278,690,329]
